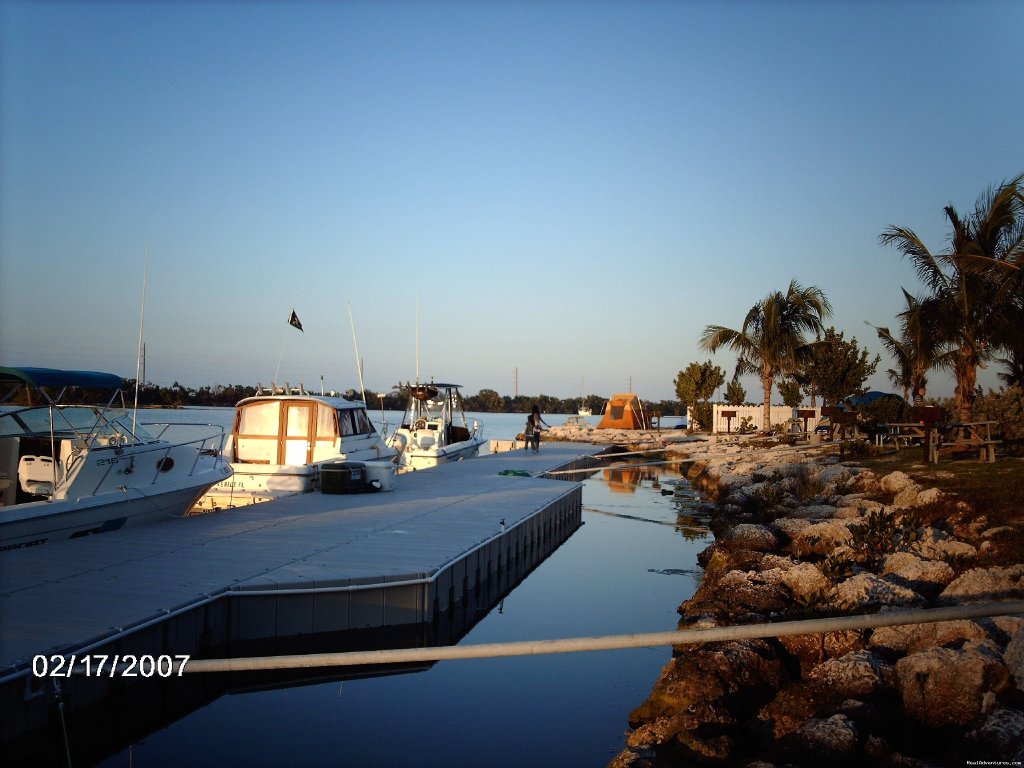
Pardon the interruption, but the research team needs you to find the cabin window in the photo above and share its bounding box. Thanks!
[285,405,310,436]
[353,409,374,434]
[315,404,337,439]
[238,402,280,436]
[611,405,625,420]
[338,410,355,436]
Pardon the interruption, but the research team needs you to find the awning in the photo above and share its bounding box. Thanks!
[0,366,125,390]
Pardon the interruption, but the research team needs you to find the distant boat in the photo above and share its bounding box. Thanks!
[388,382,485,472]
[193,386,396,510]
[0,366,230,551]
[578,377,592,416]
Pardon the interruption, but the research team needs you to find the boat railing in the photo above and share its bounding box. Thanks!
[77,423,227,497]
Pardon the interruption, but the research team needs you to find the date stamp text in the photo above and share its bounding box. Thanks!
[32,654,190,678]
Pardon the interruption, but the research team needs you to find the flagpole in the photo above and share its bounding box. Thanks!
[273,329,288,390]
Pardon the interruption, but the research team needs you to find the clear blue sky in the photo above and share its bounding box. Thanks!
[2,1,1021,402]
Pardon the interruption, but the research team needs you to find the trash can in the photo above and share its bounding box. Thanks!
[320,462,369,494]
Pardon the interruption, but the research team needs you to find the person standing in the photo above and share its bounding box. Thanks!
[528,405,549,452]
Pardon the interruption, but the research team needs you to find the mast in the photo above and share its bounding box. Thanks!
[348,303,367,403]
[132,249,148,438]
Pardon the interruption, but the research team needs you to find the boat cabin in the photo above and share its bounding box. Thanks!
[226,394,380,466]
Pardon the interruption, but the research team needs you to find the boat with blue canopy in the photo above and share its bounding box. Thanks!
[0,366,231,551]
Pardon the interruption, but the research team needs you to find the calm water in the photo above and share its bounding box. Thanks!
[92,409,711,768]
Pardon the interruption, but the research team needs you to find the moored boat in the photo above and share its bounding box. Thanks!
[388,382,484,472]
[0,366,231,551]
[193,385,396,509]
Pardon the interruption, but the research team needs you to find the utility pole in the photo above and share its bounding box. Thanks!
[515,367,518,398]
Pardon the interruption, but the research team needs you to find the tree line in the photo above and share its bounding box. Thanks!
[20,379,684,417]
[679,172,1024,429]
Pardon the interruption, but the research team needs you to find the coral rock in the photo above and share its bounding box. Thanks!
[938,565,1024,605]
[723,523,780,552]
[834,573,927,610]
[895,640,1010,728]
[868,618,988,653]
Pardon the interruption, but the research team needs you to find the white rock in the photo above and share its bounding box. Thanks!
[880,471,917,495]
[939,565,1024,604]
[790,521,853,557]
[835,573,926,609]
[880,552,955,589]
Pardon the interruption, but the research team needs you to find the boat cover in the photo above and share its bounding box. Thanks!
[0,366,125,390]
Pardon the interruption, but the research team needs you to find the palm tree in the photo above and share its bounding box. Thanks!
[880,173,1024,421]
[699,279,832,430]
[870,289,949,404]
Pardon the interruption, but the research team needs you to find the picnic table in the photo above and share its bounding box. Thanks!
[926,420,1000,463]
[875,422,929,448]
[873,415,1000,464]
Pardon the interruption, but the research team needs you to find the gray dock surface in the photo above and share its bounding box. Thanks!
[0,442,603,678]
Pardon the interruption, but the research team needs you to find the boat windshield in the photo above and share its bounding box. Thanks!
[0,405,156,442]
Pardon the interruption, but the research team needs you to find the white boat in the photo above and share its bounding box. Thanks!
[578,377,592,416]
[193,386,396,509]
[388,382,484,472]
[0,366,231,552]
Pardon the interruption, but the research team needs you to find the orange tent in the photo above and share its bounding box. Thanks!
[597,393,649,429]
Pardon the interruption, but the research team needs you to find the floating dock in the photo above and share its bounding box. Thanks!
[0,442,604,753]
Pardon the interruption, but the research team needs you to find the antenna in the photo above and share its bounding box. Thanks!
[348,303,367,403]
[415,295,420,385]
[132,248,149,438]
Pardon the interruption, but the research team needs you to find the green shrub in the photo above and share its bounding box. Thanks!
[971,386,1024,452]
[692,402,713,432]
[792,464,825,501]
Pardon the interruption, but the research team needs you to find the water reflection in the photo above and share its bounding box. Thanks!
[54,458,714,768]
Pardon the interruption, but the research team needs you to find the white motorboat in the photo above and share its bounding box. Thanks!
[0,366,231,552]
[193,386,397,510]
[388,382,484,472]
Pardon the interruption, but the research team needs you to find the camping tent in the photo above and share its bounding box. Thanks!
[597,393,649,430]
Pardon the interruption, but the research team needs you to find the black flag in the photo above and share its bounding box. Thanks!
[288,310,303,332]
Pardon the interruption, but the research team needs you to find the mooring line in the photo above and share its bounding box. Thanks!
[179,600,1024,673]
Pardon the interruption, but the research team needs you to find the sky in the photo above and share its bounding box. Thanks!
[1,1,1022,403]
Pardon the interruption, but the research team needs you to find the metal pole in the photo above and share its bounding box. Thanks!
[179,600,1024,673]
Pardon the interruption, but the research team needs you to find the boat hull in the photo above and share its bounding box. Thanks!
[396,437,485,472]
[0,476,225,552]
[194,465,316,509]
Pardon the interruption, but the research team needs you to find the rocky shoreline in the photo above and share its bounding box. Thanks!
[544,422,1024,766]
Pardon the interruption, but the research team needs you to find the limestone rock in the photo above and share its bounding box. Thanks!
[791,713,858,756]
[868,619,988,653]
[1003,630,1024,691]
[778,630,865,676]
[915,487,943,506]
[771,518,812,541]
[895,640,1009,728]
[912,528,979,562]
[806,649,892,698]
[967,707,1024,756]
[834,573,926,610]
[938,565,1024,604]
[685,568,791,619]
[894,486,924,508]
[880,551,955,594]
[723,523,779,552]
[789,520,853,557]
[880,471,917,495]
[780,561,830,600]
